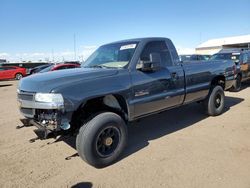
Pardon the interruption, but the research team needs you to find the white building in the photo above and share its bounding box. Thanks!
[195,34,250,55]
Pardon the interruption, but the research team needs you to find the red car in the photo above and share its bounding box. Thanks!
[0,66,26,80]
[39,63,80,73]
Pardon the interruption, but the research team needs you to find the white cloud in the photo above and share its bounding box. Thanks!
[1,43,99,62]
[0,53,10,57]
[60,51,75,56]
[10,51,76,62]
[31,52,45,57]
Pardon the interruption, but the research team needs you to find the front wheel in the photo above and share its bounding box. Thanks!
[203,85,225,116]
[76,112,128,168]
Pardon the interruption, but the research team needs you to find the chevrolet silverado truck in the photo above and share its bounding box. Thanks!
[17,37,236,168]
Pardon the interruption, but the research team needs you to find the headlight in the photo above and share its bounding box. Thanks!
[35,93,64,103]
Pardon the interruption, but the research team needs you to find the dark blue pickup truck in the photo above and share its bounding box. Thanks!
[18,37,236,168]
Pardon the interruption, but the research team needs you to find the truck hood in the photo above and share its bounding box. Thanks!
[19,68,118,93]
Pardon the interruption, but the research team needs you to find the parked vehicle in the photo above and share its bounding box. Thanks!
[239,50,250,80]
[210,49,248,91]
[29,63,53,74]
[179,54,211,62]
[210,50,241,64]
[17,37,236,168]
[0,66,26,80]
[38,63,80,73]
[63,61,81,65]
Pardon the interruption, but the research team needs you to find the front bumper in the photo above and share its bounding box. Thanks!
[20,118,57,139]
[17,91,64,118]
[17,91,70,138]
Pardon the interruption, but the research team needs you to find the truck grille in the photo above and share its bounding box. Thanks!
[18,93,34,101]
[18,91,35,118]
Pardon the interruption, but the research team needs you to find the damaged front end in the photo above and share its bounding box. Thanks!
[17,90,72,139]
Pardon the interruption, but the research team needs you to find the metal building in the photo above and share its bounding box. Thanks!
[195,34,250,55]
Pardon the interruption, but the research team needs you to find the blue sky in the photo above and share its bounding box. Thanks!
[0,0,250,62]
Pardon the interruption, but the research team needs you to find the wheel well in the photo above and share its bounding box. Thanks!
[237,72,242,79]
[70,95,128,130]
[15,72,23,76]
[211,76,225,89]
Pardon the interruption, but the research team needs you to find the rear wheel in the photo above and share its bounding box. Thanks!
[230,75,241,92]
[76,112,128,168]
[203,85,225,116]
[15,73,23,80]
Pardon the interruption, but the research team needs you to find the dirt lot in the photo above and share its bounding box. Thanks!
[0,80,250,188]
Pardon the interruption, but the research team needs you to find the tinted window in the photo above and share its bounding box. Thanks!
[241,53,249,63]
[198,55,206,60]
[39,66,53,73]
[180,55,191,61]
[203,55,211,60]
[180,55,199,61]
[3,67,16,70]
[56,65,69,70]
[189,55,198,61]
[210,53,240,63]
[68,65,78,69]
[139,41,172,68]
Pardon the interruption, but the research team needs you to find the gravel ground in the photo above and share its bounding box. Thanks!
[0,80,250,188]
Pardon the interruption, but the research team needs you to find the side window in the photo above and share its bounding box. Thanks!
[198,55,206,61]
[68,65,77,69]
[3,67,11,70]
[246,52,250,62]
[242,53,248,63]
[57,66,68,70]
[6,67,16,70]
[137,41,172,69]
[189,55,198,61]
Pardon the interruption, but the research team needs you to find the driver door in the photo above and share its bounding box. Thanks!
[130,41,185,118]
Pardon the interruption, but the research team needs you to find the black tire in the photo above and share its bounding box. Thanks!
[204,85,225,116]
[15,73,23,80]
[76,112,128,168]
[229,75,241,92]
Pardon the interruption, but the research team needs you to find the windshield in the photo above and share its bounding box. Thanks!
[39,65,53,73]
[210,53,240,63]
[82,42,138,68]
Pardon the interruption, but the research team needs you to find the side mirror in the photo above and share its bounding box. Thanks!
[141,53,161,72]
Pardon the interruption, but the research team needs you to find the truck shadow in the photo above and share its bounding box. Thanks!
[121,95,244,161]
[62,96,243,164]
[71,182,92,188]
